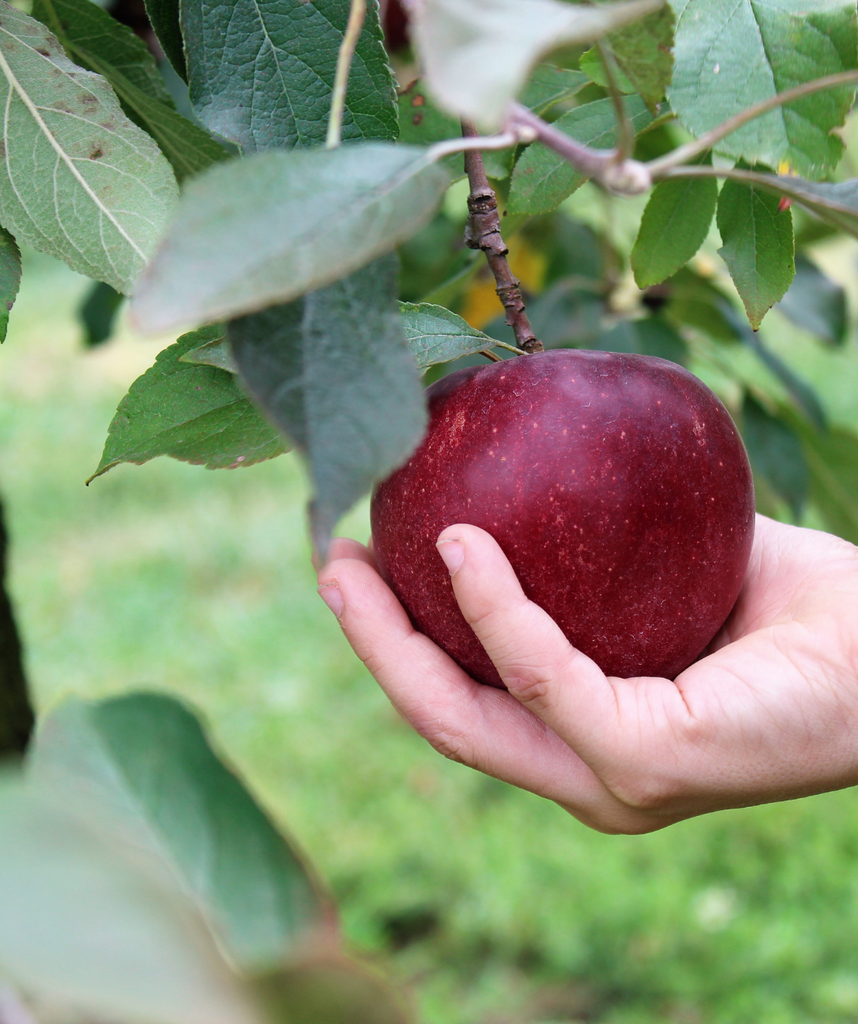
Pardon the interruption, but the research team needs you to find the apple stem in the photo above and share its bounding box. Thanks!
[461,121,543,355]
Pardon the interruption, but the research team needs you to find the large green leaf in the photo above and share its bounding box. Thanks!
[413,0,663,129]
[0,225,20,343]
[0,6,176,292]
[229,255,427,556]
[668,0,858,179]
[631,163,718,287]
[716,171,795,329]
[508,96,653,215]
[775,253,848,345]
[0,772,254,1024]
[608,2,675,109]
[90,326,286,480]
[31,0,227,182]
[401,302,504,367]
[31,693,328,973]
[742,395,808,518]
[131,144,449,334]
[182,0,397,153]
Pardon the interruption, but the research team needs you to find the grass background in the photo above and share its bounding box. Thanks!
[5,247,858,1024]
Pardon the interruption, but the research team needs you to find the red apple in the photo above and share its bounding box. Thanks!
[370,350,755,685]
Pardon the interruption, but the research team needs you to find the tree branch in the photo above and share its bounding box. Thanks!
[461,121,542,354]
[596,41,633,162]
[647,68,858,178]
[0,496,33,759]
[506,103,651,195]
[326,0,366,149]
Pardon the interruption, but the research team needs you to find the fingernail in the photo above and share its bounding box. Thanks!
[318,582,344,620]
[436,538,464,576]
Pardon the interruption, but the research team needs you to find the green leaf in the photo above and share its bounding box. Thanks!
[228,255,427,557]
[397,66,589,181]
[182,0,397,153]
[662,266,742,342]
[0,772,254,1024]
[741,395,808,518]
[631,164,718,287]
[400,302,503,367]
[181,334,239,373]
[78,280,123,347]
[776,253,847,346]
[0,6,177,292]
[792,420,858,543]
[144,0,186,81]
[508,96,654,215]
[90,326,286,480]
[607,2,674,109]
[668,0,858,179]
[0,226,20,343]
[579,47,635,92]
[413,0,664,129]
[717,170,795,329]
[32,0,227,183]
[31,693,329,972]
[131,144,450,334]
[255,957,412,1024]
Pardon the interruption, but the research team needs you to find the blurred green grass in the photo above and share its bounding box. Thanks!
[5,251,858,1024]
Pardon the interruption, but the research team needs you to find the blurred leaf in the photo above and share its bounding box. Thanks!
[31,693,329,972]
[181,335,238,372]
[579,47,635,91]
[520,64,590,115]
[256,956,412,1024]
[792,420,858,543]
[662,266,739,342]
[717,170,795,330]
[183,0,397,153]
[631,162,718,287]
[742,395,808,518]
[0,501,32,759]
[0,6,177,292]
[32,0,227,182]
[144,0,186,80]
[229,255,427,558]
[90,325,286,480]
[78,280,123,348]
[131,145,449,334]
[0,772,254,1024]
[607,2,674,110]
[668,0,858,179]
[413,0,664,129]
[775,254,847,346]
[597,316,687,363]
[508,96,653,215]
[401,302,503,367]
[525,280,604,349]
[0,227,21,344]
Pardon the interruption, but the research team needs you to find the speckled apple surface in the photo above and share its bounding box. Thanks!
[370,350,755,685]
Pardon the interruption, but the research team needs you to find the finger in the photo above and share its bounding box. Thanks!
[317,554,614,815]
[436,524,621,761]
[326,536,378,571]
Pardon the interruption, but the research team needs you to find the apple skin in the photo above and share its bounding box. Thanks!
[370,349,755,685]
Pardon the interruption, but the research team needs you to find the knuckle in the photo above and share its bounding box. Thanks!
[429,724,471,764]
[605,768,681,813]
[505,672,553,712]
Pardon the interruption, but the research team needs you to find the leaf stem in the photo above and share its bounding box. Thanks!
[596,41,633,162]
[461,120,542,354]
[427,130,522,163]
[647,69,858,177]
[326,0,366,149]
[506,103,651,195]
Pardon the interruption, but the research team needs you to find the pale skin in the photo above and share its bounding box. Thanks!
[317,515,858,834]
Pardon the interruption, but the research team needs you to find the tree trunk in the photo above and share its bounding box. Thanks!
[0,496,33,757]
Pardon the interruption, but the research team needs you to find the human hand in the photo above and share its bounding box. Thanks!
[317,515,858,833]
